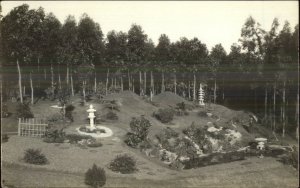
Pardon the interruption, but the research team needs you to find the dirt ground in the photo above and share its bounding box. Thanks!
[1,91,299,187]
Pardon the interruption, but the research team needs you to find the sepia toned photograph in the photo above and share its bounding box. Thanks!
[0,1,299,187]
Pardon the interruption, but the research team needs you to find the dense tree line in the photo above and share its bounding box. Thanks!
[0,4,298,138]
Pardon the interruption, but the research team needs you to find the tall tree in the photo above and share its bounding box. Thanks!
[239,16,266,63]
[127,24,148,64]
[105,30,128,65]
[78,13,104,67]
[155,34,171,63]
[1,4,44,103]
[208,44,227,104]
[59,15,79,95]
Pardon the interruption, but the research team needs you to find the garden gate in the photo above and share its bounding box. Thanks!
[18,118,48,137]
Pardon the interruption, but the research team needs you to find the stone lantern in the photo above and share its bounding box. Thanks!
[87,104,96,131]
[255,137,267,158]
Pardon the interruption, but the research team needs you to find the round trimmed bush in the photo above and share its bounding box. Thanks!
[109,154,137,174]
[154,108,174,123]
[85,164,106,187]
[106,111,118,120]
[23,148,48,165]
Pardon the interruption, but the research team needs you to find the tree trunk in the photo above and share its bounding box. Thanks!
[265,86,268,119]
[254,89,257,113]
[214,78,217,104]
[174,73,177,95]
[282,81,286,137]
[23,86,25,96]
[70,72,74,96]
[132,78,135,93]
[94,73,97,93]
[193,74,196,101]
[58,74,61,90]
[296,93,299,140]
[222,77,224,101]
[144,72,147,95]
[105,69,109,95]
[17,59,23,103]
[111,78,113,89]
[150,71,154,94]
[83,80,86,105]
[139,71,142,96]
[161,72,165,93]
[44,68,46,80]
[188,81,191,100]
[51,64,54,95]
[273,83,276,132]
[121,76,123,91]
[131,74,134,92]
[30,73,34,105]
[66,65,69,85]
[128,70,130,90]
[37,57,40,87]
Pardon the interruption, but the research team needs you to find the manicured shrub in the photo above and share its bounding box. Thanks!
[124,116,152,147]
[85,164,106,188]
[79,127,106,134]
[109,154,137,174]
[43,128,65,143]
[106,111,118,120]
[46,113,64,125]
[16,102,34,118]
[65,104,75,122]
[23,148,48,165]
[65,134,94,144]
[153,108,174,123]
[198,111,208,117]
[124,133,142,148]
[87,142,103,148]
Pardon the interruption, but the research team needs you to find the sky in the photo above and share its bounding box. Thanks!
[2,1,299,53]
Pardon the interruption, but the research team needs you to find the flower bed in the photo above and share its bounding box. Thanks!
[76,126,113,138]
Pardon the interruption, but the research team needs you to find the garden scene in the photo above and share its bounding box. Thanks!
[1,2,299,188]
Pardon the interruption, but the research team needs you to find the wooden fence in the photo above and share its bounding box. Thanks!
[18,118,48,137]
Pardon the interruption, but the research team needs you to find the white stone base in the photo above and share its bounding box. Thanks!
[76,125,113,138]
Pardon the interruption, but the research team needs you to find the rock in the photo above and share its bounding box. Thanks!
[206,113,213,117]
